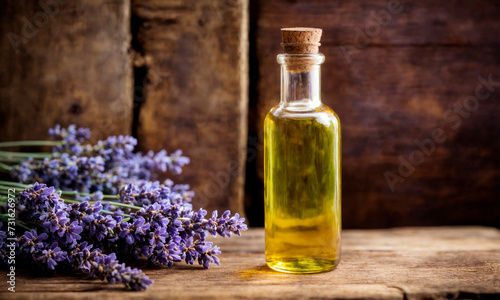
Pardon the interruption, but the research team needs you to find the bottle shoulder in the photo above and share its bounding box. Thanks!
[266,104,340,122]
[265,104,340,130]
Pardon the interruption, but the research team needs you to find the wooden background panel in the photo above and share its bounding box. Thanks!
[1,0,498,228]
[256,0,499,46]
[0,0,133,143]
[248,0,500,227]
[133,0,248,215]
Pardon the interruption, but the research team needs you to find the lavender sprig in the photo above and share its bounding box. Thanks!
[116,180,193,213]
[17,231,153,291]
[69,242,153,291]
[11,125,190,194]
[48,124,91,154]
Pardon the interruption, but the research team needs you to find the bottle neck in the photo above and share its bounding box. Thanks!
[278,53,324,111]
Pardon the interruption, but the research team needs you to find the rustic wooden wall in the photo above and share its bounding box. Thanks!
[247,0,500,227]
[1,0,498,228]
[0,0,133,143]
[132,0,249,215]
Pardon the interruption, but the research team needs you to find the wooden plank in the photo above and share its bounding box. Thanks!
[133,0,249,215]
[249,0,500,227]
[1,227,499,299]
[0,0,133,143]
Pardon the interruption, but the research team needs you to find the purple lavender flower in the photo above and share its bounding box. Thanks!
[17,183,66,222]
[167,150,190,174]
[148,227,169,247]
[118,181,166,208]
[82,213,117,242]
[168,180,195,204]
[36,241,67,270]
[19,229,48,253]
[198,242,221,268]
[48,124,91,144]
[149,239,183,267]
[67,241,93,267]
[60,221,84,245]
[118,217,150,245]
[49,124,91,154]
[11,158,33,183]
[91,135,137,164]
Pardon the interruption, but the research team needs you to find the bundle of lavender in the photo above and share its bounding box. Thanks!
[0,125,247,291]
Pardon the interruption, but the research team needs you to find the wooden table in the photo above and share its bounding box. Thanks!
[1,227,499,299]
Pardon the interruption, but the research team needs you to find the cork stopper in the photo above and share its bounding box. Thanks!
[281,27,322,54]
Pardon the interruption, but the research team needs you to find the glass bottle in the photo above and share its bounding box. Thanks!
[264,28,341,273]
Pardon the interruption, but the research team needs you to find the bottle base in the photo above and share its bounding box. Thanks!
[266,257,339,274]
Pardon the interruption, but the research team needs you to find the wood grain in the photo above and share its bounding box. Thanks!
[1,227,499,299]
[133,0,249,216]
[0,0,133,143]
[248,0,500,228]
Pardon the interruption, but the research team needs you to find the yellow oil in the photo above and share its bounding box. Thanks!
[264,104,341,273]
